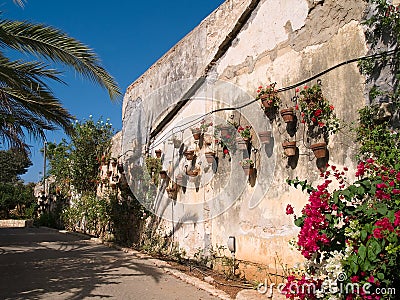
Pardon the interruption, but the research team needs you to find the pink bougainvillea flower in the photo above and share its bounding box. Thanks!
[223,148,229,155]
[295,87,300,93]
[394,211,400,226]
[329,105,334,110]
[350,276,359,283]
[304,85,308,89]
[286,204,294,215]
[295,104,299,110]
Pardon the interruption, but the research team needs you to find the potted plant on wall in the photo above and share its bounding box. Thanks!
[256,82,281,110]
[258,130,272,144]
[280,107,295,123]
[239,158,254,176]
[205,151,216,164]
[184,149,196,160]
[155,149,162,158]
[172,135,183,149]
[282,140,297,157]
[191,127,202,140]
[297,83,339,158]
[236,125,252,150]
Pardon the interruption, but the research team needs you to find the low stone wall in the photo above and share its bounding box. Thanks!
[0,219,33,228]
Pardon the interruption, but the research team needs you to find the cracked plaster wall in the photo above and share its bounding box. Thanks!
[121,0,369,274]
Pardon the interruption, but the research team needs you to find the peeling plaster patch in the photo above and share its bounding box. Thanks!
[290,0,366,51]
[217,0,309,73]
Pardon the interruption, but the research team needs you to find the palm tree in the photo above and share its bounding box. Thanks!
[0,6,121,151]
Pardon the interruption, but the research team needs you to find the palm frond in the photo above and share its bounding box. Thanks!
[0,19,121,100]
[12,0,26,8]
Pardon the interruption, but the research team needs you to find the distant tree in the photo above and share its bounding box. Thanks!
[0,4,120,151]
[0,181,36,218]
[0,148,32,183]
[47,117,114,196]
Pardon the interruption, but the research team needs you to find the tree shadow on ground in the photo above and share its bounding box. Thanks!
[0,227,166,300]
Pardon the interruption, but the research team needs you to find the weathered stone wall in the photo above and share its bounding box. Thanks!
[120,0,368,278]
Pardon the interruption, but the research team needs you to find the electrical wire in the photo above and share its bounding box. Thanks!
[125,49,397,154]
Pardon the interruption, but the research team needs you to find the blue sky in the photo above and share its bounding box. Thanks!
[1,0,225,182]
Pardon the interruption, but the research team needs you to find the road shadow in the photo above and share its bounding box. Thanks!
[0,227,166,300]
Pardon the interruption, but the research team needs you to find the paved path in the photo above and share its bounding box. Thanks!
[0,227,221,300]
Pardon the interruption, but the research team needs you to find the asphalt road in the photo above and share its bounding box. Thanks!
[0,227,220,300]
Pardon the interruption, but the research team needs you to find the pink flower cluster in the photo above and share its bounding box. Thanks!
[355,158,400,200]
[297,180,332,258]
[373,211,400,239]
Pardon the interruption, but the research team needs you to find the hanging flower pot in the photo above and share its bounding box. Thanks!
[159,170,167,180]
[166,185,178,199]
[239,159,254,176]
[155,149,162,158]
[220,125,230,137]
[310,142,327,158]
[173,138,182,149]
[110,158,117,167]
[282,141,297,157]
[280,107,295,123]
[191,128,202,140]
[205,151,216,164]
[258,131,272,144]
[184,150,195,160]
[260,94,276,109]
[236,137,250,150]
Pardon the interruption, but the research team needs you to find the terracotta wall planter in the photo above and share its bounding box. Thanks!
[260,94,273,109]
[258,131,272,144]
[184,150,195,160]
[241,164,254,176]
[236,137,250,150]
[173,139,182,148]
[205,152,215,163]
[155,149,162,158]
[159,170,167,180]
[220,125,230,137]
[310,142,327,158]
[191,129,201,140]
[282,141,297,157]
[280,108,295,123]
